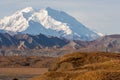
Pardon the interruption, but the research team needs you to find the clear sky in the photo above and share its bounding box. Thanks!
[0,0,120,35]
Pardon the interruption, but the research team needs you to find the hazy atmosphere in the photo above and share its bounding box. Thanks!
[0,0,120,34]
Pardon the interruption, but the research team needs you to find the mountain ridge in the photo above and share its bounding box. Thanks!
[0,33,119,56]
[0,33,69,50]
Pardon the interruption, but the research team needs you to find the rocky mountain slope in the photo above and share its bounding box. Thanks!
[0,33,68,50]
[79,34,120,52]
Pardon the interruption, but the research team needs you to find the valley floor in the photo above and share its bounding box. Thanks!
[0,68,48,80]
[0,56,56,80]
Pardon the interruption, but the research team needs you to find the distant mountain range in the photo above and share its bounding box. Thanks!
[0,7,119,56]
[0,7,102,41]
[0,33,119,56]
[80,34,120,52]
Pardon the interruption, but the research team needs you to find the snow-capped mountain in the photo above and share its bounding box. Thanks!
[0,7,102,41]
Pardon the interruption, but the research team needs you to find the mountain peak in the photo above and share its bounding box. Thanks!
[20,7,34,13]
[0,7,101,41]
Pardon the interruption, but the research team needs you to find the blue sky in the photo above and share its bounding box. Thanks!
[0,0,120,34]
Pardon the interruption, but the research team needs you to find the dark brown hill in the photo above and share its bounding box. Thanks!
[0,56,57,68]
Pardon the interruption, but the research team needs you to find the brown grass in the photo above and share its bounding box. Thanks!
[30,52,120,80]
[75,70,120,80]
[50,52,120,71]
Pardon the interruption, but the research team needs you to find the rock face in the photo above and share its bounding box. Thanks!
[0,33,19,48]
[0,7,101,41]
